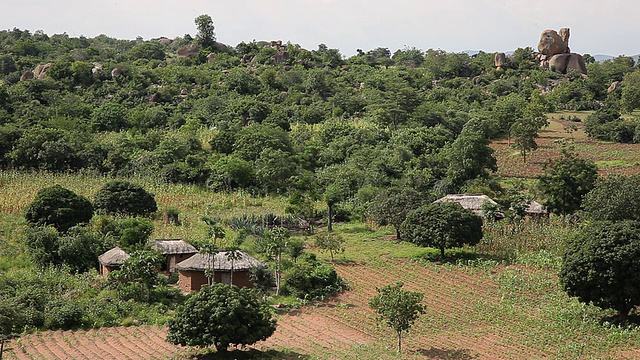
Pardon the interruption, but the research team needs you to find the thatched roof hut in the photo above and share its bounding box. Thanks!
[434,194,500,217]
[98,247,130,266]
[175,251,264,272]
[525,200,548,217]
[175,251,266,292]
[151,239,197,255]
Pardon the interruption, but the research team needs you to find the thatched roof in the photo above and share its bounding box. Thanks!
[175,251,265,272]
[434,194,500,216]
[152,239,198,255]
[525,200,548,215]
[98,247,130,266]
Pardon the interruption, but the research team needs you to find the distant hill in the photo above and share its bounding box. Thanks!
[592,54,640,62]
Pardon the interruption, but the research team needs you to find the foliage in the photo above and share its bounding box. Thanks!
[367,187,425,239]
[25,185,93,233]
[94,181,157,217]
[115,217,154,250]
[110,250,164,302]
[537,147,598,216]
[166,283,276,351]
[283,256,346,300]
[401,202,483,258]
[582,174,640,221]
[194,14,216,49]
[369,282,425,353]
[248,265,275,294]
[560,221,640,321]
[313,232,345,261]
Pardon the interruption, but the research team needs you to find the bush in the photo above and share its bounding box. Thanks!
[283,259,346,300]
[94,181,157,217]
[25,185,93,233]
[44,299,84,330]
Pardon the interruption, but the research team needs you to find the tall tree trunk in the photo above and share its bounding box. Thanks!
[440,247,445,259]
[395,227,401,240]
[397,331,402,353]
[328,204,333,232]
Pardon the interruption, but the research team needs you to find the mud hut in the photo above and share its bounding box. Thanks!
[175,250,265,293]
[151,239,198,274]
[524,200,549,219]
[98,247,130,278]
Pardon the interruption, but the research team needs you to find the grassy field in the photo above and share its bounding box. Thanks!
[492,112,640,179]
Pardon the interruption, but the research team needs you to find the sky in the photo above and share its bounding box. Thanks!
[2,0,639,57]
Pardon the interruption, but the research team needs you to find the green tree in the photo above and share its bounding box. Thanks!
[111,250,163,301]
[94,181,157,217]
[582,174,640,221]
[443,130,497,190]
[166,283,276,352]
[560,221,640,321]
[25,185,93,233]
[261,227,290,295]
[537,147,598,216]
[314,232,345,261]
[369,282,425,353]
[401,202,483,259]
[115,217,154,250]
[194,14,216,49]
[367,187,424,240]
[324,183,345,232]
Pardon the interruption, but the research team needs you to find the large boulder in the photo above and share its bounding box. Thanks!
[494,52,506,70]
[177,44,200,57]
[111,67,124,79]
[548,53,587,74]
[212,42,231,53]
[33,63,52,79]
[20,71,34,81]
[538,29,568,56]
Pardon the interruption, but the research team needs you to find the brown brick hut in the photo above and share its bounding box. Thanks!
[98,247,130,278]
[151,239,198,274]
[175,250,265,293]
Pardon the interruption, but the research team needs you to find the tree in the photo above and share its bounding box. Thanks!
[537,147,598,216]
[115,217,154,250]
[369,282,425,353]
[367,187,424,240]
[443,130,497,190]
[560,221,640,321]
[111,250,163,301]
[324,183,345,232]
[166,283,276,352]
[510,99,548,162]
[194,14,216,49]
[401,202,483,259]
[25,185,93,233]
[582,174,640,221]
[314,232,345,261]
[261,227,290,295]
[94,181,157,217]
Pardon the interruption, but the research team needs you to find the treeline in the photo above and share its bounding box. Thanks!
[1,24,640,203]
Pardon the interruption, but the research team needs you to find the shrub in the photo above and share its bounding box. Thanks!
[25,185,93,233]
[44,299,84,330]
[94,181,157,217]
[283,259,346,300]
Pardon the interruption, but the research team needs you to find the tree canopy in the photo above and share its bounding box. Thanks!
[400,202,483,258]
[560,221,640,321]
[94,181,157,217]
[166,283,276,351]
[25,185,93,233]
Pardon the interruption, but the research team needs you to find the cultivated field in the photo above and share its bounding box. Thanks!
[5,253,640,359]
[492,116,640,179]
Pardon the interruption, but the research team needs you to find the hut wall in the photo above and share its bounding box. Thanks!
[177,270,254,293]
[100,264,120,278]
[162,253,196,274]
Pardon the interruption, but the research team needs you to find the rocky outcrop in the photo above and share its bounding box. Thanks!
[206,53,216,62]
[177,44,200,57]
[271,52,290,65]
[608,81,621,94]
[537,28,586,74]
[111,67,124,79]
[212,42,231,53]
[20,71,34,81]
[548,53,587,74]
[92,62,103,74]
[494,52,506,70]
[33,63,52,79]
[538,29,568,56]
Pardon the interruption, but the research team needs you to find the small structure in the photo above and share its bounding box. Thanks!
[525,200,549,219]
[175,250,265,293]
[151,239,198,274]
[98,247,130,278]
[434,194,503,218]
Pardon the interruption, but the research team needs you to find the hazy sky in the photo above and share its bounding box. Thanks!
[2,0,638,56]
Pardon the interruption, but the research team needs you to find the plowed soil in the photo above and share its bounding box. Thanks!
[2,259,634,359]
